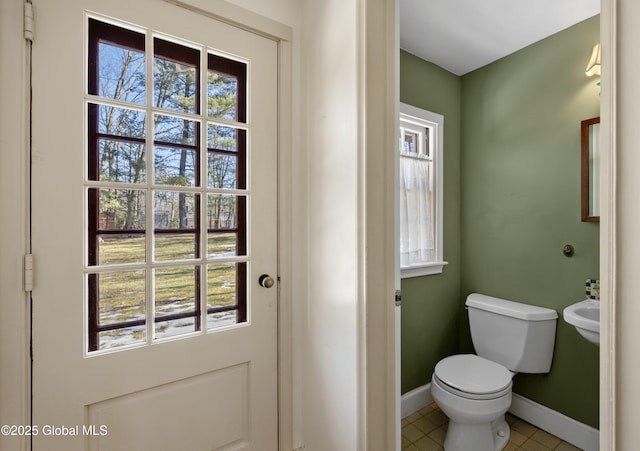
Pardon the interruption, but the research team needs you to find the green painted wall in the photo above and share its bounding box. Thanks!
[461,16,600,428]
[399,51,462,394]
[400,15,600,428]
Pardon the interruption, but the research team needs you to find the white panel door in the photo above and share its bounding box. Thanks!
[30,1,278,449]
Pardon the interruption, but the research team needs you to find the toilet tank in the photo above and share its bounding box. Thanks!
[466,293,558,373]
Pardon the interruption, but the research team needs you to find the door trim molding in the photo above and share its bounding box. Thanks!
[163,0,292,42]
[276,37,294,451]
[361,0,398,449]
[0,1,31,449]
[600,0,616,449]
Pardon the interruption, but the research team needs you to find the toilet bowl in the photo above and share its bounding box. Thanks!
[431,294,558,451]
[431,354,513,451]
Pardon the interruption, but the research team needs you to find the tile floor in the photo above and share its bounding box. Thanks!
[401,403,583,451]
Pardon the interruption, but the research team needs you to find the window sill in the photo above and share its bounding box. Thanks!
[401,261,448,279]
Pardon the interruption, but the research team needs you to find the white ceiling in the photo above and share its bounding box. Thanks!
[400,0,601,76]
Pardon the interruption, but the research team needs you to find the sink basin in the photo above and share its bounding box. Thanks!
[563,299,600,345]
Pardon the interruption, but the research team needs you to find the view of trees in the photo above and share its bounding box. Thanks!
[94,38,244,233]
[87,21,251,350]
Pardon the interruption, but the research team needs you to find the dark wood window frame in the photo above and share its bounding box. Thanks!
[87,18,248,352]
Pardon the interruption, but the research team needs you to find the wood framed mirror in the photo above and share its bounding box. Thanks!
[581,117,600,222]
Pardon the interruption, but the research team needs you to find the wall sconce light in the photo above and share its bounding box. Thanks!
[585,44,601,77]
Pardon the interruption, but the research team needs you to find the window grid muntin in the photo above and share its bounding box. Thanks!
[400,120,433,160]
[86,17,250,353]
[399,117,436,228]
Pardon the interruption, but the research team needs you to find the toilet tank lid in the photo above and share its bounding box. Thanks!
[466,293,558,321]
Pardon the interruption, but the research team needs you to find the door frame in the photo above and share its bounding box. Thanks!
[0,1,294,449]
[0,2,32,450]
[599,0,616,449]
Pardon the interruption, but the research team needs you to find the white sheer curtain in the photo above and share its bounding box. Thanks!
[399,154,434,266]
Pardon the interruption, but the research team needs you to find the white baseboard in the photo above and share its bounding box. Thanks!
[401,383,434,418]
[509,393,599,451]
[401,384,599,451]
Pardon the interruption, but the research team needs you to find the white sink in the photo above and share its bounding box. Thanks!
[563,299,600,345]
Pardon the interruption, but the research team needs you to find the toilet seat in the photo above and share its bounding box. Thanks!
[434,354,513,400]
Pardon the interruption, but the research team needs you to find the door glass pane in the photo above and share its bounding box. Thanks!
[207,54,246,122]
[153,38,199,114]
[207,124,245,190]
[154,266,197,318]
[154,266,199,339]
[207,311,237,330]
[207,153,238,189]
[207,262,245,330]
[96,42,146,104]
[98,270,146,325]
[207,262,236,309]
[155,318,197,340]
[207,194,246,258]
[88,103,146,183]
[208,72,237,120]
[98,140,146,184]
[89,18,146,103]
[154,191,198,261]
[90,188,146,266]
[207,193,238,229]
[207,232,237,258]
[154,114,198,146]
[153,191,198,229]
[155,233,198,261]
[154,146,197,186]
[95,188,146,230]
[207,124,240,152]
[99,325,147,351]
[94,270,146,350]
[95,104,146,139]
[98,234,146,266]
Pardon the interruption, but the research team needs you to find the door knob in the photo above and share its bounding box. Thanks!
[258,274,275,288]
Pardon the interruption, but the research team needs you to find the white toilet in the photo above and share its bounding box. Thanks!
[431,293,558,451]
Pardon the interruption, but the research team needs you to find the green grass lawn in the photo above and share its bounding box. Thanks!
[97,233,239,324]
[98,232,237,264]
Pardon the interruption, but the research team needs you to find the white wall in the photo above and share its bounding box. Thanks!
[297,0,397,449]
[298,0,360,448]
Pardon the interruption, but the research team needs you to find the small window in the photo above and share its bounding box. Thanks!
[398,103,447,278]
